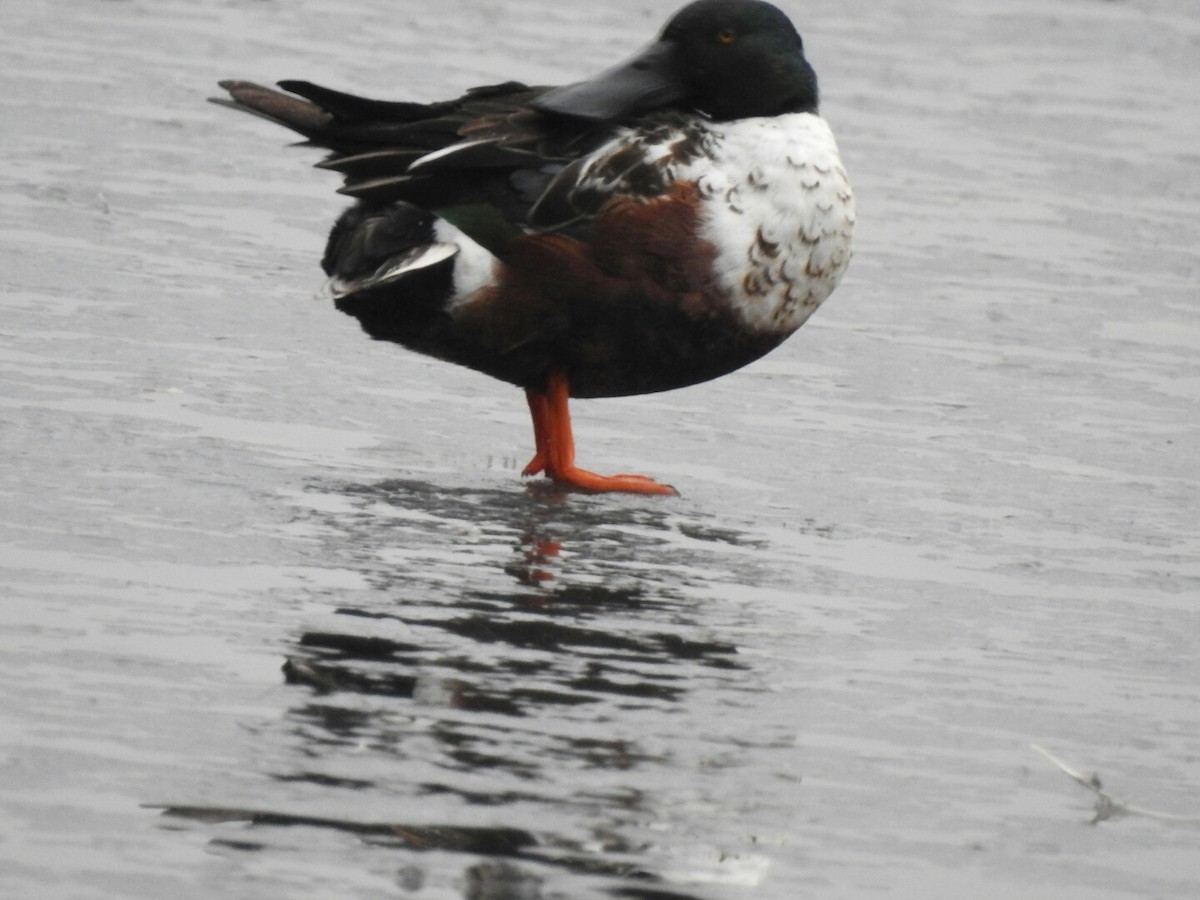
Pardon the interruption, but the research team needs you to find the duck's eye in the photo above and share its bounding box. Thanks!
[716,28,737,44]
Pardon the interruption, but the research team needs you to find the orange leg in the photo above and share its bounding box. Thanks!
[521,371,677,495]
[521,391,550,477]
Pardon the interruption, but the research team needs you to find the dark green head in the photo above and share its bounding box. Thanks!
[533,0,819,123]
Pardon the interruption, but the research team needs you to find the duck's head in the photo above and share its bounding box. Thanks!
[532,0,819,124]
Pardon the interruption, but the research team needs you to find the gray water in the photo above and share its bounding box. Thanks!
[2,0,1198,897]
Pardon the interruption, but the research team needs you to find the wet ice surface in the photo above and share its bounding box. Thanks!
[2,0,1199,897]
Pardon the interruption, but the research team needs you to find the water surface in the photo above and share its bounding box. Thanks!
[2,1,1198,898]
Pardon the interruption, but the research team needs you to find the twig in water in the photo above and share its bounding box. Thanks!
[1031,744,1200,825]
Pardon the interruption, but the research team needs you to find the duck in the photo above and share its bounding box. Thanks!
[213,0,855,495]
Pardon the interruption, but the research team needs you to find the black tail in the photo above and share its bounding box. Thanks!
[210,80,454,151]
[321,203,460,347]
[213,81,468,345]
[211,78,553,258]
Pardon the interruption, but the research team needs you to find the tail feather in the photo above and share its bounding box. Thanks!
[211,80,332,138]
[212,77,575,253]
[314,148,426,176]
[276,79,443,124]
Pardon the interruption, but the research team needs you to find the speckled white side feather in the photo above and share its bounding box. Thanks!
[573,112,855,334]
[684,113,855,333]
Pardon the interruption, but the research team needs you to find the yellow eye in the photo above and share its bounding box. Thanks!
[717,28,736,44]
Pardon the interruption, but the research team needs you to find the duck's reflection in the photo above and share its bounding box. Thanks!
[508,533,561,588]
[168,477,768,899]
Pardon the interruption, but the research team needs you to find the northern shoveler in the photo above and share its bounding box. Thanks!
[214,0,855,495]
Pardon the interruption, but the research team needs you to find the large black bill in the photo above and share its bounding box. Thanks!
[530,40,684,123]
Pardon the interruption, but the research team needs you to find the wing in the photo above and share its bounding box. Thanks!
[212,79,618,257]
[528,115,711,230]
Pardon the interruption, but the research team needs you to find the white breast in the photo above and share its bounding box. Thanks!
[680,113,856,333]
